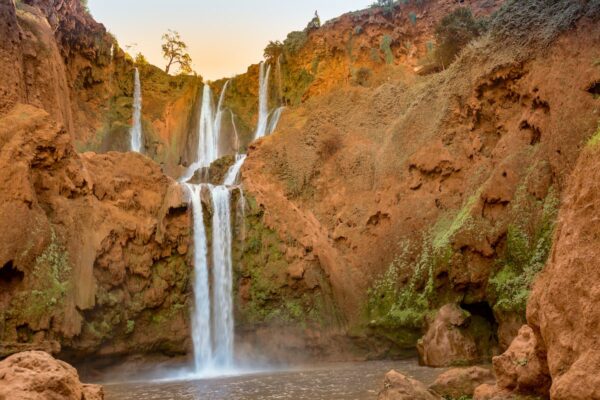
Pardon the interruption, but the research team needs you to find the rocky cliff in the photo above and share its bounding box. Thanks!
[236,0,600,364]
[2,2,600,397]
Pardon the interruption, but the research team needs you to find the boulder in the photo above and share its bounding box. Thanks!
[417,304,479,367]
[0,351,104,400]
[378,370,441,400]
[430,366,495,398]
[492,325,550,394]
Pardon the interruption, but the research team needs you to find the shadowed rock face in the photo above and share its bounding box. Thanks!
[0,350,104,400]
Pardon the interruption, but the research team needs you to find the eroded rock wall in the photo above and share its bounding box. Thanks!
[0,104,192,361]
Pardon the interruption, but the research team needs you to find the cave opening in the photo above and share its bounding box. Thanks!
[461,301,499,358]
[0,260,24,287]
[587,80,600,97]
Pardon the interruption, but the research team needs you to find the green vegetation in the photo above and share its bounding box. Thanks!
[161,29,193,74]
[283,31,308,56]
[238,196,337,327]
[19,231,72,322]
[380,35,394,64]
[488,188,559,314]
[587,123,600,147]
[433,7,487,69]
[370,0,395,17]
[365,190,488,349]
[408,12,417,25]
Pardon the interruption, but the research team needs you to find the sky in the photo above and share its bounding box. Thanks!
[88,1,370,80]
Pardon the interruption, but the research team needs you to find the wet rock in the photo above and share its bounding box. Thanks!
[378,370,441,400]
[417,304,479,367]
[430,366,495,398]
[0,351,104,400]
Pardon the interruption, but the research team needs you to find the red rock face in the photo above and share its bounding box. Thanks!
[525,142,600,399]
[241,1,600,355]
[0,104,192,361]
[0,351,104,400]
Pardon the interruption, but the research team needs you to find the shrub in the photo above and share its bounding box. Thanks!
[283,31,308,56]
[409,12,417,25]
[380,35,394,64]
[370,0,396,17]
[433,7,487,69]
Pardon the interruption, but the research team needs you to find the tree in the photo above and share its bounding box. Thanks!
[161,30,193,74]
[264,41,284,63]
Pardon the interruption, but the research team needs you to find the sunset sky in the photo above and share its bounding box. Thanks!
[88,0,370,80]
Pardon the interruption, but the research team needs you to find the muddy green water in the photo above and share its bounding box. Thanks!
[104,360,443,400]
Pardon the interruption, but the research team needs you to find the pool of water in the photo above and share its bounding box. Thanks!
[104,360,443,400]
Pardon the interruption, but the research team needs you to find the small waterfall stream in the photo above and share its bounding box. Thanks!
[130,68,143,152]
[254,62,272,140]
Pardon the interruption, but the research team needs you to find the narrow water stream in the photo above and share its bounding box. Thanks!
[104,360,443,400]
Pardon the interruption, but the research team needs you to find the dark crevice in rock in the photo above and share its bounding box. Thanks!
[587,80,600,96]
[0,260,24,286]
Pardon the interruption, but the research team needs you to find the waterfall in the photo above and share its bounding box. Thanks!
[185,183,213,372]
[223,154,247,186]
[209,185,234,367]
[254,62,271,140]
[180,82,229,182]
[230,110,240,153]
[130,68,143,152]
[181,61,283,378]
[267,106,285,136]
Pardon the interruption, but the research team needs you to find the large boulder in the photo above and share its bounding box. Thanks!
[0,351,103,400]
[417,304,490,367]
[492,325,550,394]
[430,366,495,398]
[378,370,441,400]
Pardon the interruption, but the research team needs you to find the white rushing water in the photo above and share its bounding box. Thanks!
[181,65,282,378]
[209,185,234,367]
[185,184,213,372]
[267,106,285,136]
[223,154,247,186]
[254,62,271,140]
[130,68,143,152]
[180,82,229,182]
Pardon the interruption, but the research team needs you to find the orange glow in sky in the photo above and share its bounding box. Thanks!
[89,0,369,80]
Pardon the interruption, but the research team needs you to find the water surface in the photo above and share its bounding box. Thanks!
[104,360,443,400]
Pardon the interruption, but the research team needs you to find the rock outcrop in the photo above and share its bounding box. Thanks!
[378,370,441,400]
[430,366,495,398]
[496,128,600,399]
[417,304,494,367]
[0,104,191,361]
[0,351,103,400]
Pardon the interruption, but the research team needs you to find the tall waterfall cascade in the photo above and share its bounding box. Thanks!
[130,68,143,152]
[182,63,284,377]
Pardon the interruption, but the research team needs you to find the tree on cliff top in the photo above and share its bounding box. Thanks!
[162,30,193,75]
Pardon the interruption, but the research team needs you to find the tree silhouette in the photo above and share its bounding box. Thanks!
[162,30,192,74]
